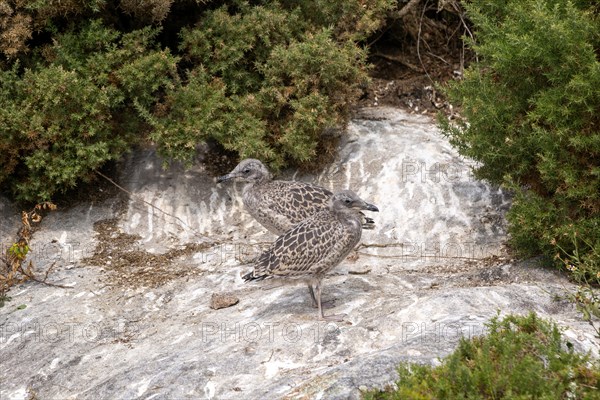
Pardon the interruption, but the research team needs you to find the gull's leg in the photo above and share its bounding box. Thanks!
[308,282,335,309]
[308,283,317,308]
[315,280,346,322]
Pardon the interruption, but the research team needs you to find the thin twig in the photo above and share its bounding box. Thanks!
[357,251,497,261]
[95,170,280,249]
[372,53,424,73]
[416,0,434,84]
[426,51,451,66]
[358,242,407,250]
[27,275,74,289]
[449,0,477,69]
[18,261,73,288]
[41,261,58,282]
[95,170,214,243]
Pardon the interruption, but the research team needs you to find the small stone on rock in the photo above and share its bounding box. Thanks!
[348,266,371,275]
[210,292,239,310]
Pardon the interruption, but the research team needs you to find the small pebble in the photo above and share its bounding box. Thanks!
[210,292,239,310]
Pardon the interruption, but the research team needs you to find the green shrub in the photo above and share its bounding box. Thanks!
[144,68,276,165]
[0,20,178,202]
[366,313,600,399]
[259,29,368,163]
[148,2,386,168]
[439,0,600,282]
[0,0,394,202]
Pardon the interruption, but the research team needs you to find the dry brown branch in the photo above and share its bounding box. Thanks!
[0,202,65,305]
[372,53,424,73]
[416,0,434,84]
[26,261,71,288]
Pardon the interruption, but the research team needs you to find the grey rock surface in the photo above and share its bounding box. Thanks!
[1,107,598,400]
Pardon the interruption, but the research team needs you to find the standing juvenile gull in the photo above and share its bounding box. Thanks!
[216,158,375,234]
[242,190,378,321]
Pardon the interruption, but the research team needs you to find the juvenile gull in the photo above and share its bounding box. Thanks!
[242,190,378,321]
[217,158,375,234]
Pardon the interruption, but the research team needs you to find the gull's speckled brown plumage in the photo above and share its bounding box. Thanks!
[217,159,375,235]
[241,190,379,321]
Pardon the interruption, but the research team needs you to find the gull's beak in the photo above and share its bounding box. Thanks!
[364,202,379,212]
[216,173,234,183]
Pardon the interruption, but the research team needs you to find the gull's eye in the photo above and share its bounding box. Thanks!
[344,199,351,204]
[243,168,251,174]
